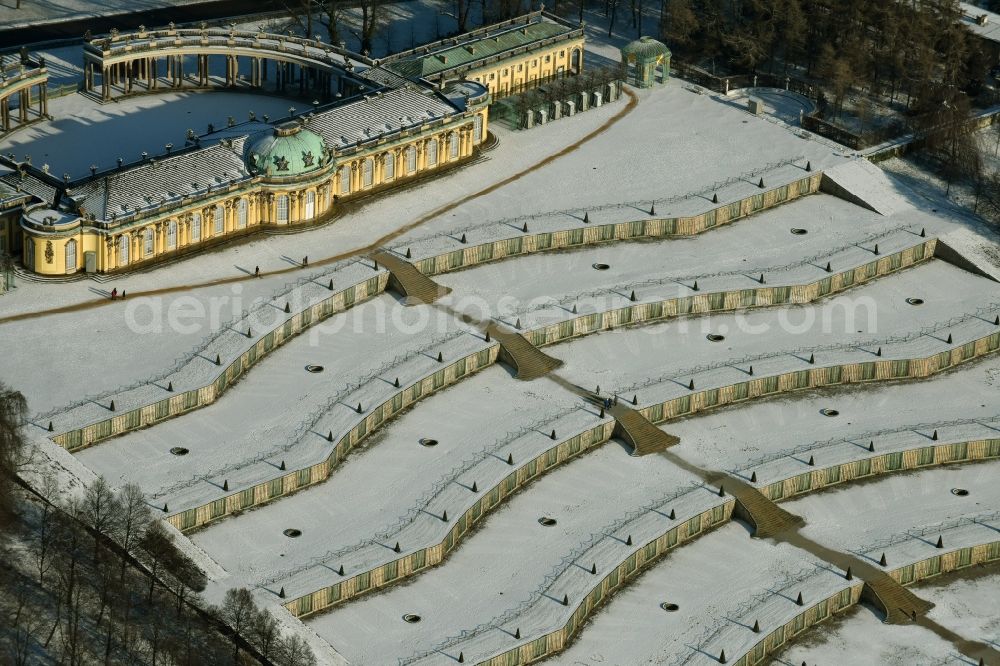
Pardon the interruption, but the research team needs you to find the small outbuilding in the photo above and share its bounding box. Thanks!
[620,36,671,88]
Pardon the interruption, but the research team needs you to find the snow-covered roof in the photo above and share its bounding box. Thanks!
[960,2,1000,43]
[303,86,461,150]
[0,169,58,205]
[69,138,251,221]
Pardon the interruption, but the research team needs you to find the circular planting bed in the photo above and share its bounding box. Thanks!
[305,364,324,373]
[820,408,840,417]
[951,488,970,497]
[906,298,925,306]
[283,529,302,538]
[592,263,610,271]
[790,228,808,235]
[706,334,725,342]
[419,438,438,447]
[538,517,557,527]
[660,602,680,612]
[169,447,189,456]
[402,614,422,623]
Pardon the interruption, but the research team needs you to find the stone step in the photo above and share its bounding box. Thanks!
[372,250,451,304]
[611,406,680,455]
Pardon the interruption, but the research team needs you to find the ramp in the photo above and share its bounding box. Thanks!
[934,232,1000,283]
[731,484,804,539]
[372,251,451,304]
[487,325,562,380]
[611,406,680,456]
[820,159,912,217]
[862,571,935,624]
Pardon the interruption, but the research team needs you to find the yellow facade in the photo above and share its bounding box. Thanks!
[468,38,585,98]
[20,109,489,276]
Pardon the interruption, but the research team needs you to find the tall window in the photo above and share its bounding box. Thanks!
[363,158,373,187]
[383,152,395,181]
[191,213,201,242]
[340,166,350,194]
[304,190,315,219]
[406,146,417,173]
[117,235,128,267]
[65,238,77,272]
[143,228,154,256]
[167,220,177,248]
[473,115,483,142]
[214,206,224,235]
[426,139,438,167]
[449,133,460,159]
[237,198,248,228]
[277,194,289,223]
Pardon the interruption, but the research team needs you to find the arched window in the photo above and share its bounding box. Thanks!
[143,228,154,257]
[277,194,289,223]
[363,158,374,187]
[191,213,202,242]
[65,238,77,272]
[214,206,224,235]
[24,237,34,271]
[406,146,417,174]
[473,115,483,142]
[237,198,248,228]
[340,166,351,194]
[426,139,438,167]
[117,235,128,267]
[304,191,315,219]
[449,133,460,159]
[383,152,395,181]
[167,220,177,249]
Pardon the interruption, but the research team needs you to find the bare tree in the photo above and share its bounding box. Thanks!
[352,0,386,55]
[250,608,281,661]
[112,483,150,580]
[0,382,28,526]
[276,633,316,666]
[218,588,256,665]
[81,477,119,560]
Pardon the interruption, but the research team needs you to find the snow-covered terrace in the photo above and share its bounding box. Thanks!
[46,186,928,443]
[552,372,1000,664]
[73,240,991,523]
[780,571,1000,665]
[40,259,385,431]
[400,458,1000,666]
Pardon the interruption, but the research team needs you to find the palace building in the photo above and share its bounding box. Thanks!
[0,10,584,277]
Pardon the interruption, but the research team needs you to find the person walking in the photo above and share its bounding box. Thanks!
[111,287,117,300]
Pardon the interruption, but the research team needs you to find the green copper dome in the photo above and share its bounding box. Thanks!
[621,36,671,61]
[246,123,327,177]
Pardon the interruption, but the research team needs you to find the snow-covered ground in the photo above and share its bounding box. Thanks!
[544,260,999,396]
[549,523,833,666]
[0,0,227,31]
[667,355,1000,476]
[785,460,1000,557]
[779,571,1000,666]
[303,442,709,664]
[189,365,581,588]
[0,91,297,179]
[774,605,967,666]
